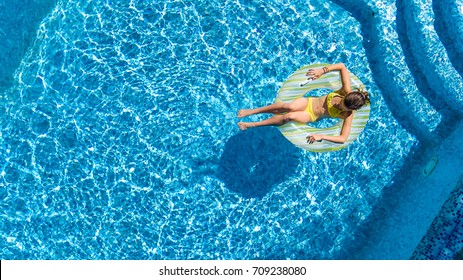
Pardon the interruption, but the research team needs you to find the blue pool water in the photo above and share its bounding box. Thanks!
[1,0,462,259]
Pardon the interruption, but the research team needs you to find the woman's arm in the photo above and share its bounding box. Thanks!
[325,63,352,95]
[306,112,354,144]
[306,63,352,95]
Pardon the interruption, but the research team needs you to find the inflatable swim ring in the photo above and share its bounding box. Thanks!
[275,63,370,152]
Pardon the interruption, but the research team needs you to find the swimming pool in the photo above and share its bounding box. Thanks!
[1,0,462,259]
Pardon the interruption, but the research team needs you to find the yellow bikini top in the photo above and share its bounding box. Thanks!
[326,91,343,118]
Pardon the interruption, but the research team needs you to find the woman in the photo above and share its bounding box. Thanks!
[237,63,369,144]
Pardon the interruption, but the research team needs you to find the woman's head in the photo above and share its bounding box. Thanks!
[343,89,370,110]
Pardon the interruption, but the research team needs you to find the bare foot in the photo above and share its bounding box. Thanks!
[238,122,252,130]
[237,109,254,118]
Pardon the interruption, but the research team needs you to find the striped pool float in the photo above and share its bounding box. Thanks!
[275,63,370,152]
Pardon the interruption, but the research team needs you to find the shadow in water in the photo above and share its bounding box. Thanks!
[218,127,301,199]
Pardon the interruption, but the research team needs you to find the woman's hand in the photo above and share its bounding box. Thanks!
[305,68,324,80]
[306,134,324,144]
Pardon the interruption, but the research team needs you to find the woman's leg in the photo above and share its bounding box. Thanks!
[238,98,308,117]
[237,102,290,118]
[238,111,312,130]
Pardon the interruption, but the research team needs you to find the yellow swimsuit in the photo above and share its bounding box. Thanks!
[326,92,343,118]
[305,91,343,121]
[304,98,317,121]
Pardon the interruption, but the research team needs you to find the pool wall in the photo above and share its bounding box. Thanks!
[412,174,463,260]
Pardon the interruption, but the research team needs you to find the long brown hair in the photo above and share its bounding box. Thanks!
[344,87,370,110]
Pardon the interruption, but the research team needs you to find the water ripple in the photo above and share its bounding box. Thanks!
[1,0,416,259]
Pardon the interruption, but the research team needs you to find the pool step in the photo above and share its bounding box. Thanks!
[331,0,438,142]
[396,0,447,114]
[433,0,463,78]
[397,0,463,113]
